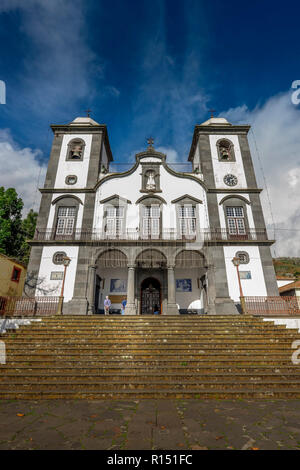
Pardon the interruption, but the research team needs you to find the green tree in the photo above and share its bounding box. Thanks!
[0,187,24,259]
[19,209,38,265]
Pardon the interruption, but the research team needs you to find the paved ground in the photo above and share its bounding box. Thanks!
[0,399,300,450]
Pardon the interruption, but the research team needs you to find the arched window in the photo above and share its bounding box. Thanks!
[137,196,165,239]
[51,196,82,239]
[217,139,235,162]
[66,138,85,161]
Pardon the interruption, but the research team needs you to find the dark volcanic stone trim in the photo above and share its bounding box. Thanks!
[43,134,63,189]
[51,194,84,205]
[258,245,279,295]
[219,194,251,206]
[238,134,258,189]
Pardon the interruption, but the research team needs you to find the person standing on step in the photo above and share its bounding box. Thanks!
[121,297,127,315]
[104,296,111,315]
[153,304,160,315]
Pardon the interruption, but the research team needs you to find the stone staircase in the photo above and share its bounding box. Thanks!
[1,315,300,399]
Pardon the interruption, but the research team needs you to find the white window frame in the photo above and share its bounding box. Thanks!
[56,207,76,236]
[142,205,160,238]
[106,206,124,238]
[226,206,246,235]
[178,205,196,237]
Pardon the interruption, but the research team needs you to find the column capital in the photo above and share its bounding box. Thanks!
[127,264,135,269]
[88,264,97,271]
[167,264,175,270]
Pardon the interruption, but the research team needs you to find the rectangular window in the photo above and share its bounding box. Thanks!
[226,206,246,236]
[142,205,160,238]
[106,206,124,237]
[178,205,196,237]
[11,267,21,282]
[56,207,76,236]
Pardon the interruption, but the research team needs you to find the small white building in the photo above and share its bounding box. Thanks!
[27,116,278,315]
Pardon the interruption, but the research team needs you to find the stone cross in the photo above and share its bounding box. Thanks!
[147,137,154,148]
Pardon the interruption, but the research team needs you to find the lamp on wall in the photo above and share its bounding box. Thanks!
[56,256,71,315]
[231,256,246,314]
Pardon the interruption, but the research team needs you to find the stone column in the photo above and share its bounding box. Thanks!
[124,265,137,315]
[166,265,179,315]
[87,264,97,315]
[206,265,216,315]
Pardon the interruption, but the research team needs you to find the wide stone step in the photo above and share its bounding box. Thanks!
[2,389,300,399]
[3,338,295,345]
[40,321,289,327]
[3,379,300,392]
[4,350,296,359]
[2,364,298,374]
[2,372,300,382]
[4,358,297,367]
[14,323,290,330]
[5,345,295,353]
[6,332,299,340]
[4,338,296,346]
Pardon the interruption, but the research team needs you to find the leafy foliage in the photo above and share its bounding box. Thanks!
[0,187,24,259]
[19,209,38,265]
[0,187,38,265]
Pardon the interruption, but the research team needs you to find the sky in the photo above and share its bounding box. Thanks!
[0,0,299,256]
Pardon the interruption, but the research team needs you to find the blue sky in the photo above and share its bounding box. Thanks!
[0,0,299,255]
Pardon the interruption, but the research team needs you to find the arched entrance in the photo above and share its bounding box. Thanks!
[140,277,161,315]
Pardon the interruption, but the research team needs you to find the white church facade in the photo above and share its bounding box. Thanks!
[27,116,278,315]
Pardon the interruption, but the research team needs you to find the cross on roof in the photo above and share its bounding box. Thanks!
[85,109,92,118]
[147,137,154,148]
[209,109,216,118]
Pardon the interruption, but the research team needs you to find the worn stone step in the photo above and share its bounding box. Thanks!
[2,389,300,399]
[5,345,295,354]
[23,319,288,326]
[2,364,298,374]
[3,379,300,392]
[4,350,296,360]
[13,323,290,330]
[2,372,300,382]
[4,358,297,367]
[4,339,295,347]
[6,332,299,340]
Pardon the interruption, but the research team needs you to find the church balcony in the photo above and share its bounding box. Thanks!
[207,228,269,242]
[32,227,270,244]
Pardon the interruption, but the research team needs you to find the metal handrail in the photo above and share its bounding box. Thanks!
[33,227,269,242]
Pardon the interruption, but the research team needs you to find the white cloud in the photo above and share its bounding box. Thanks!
[156,146,179,162]
[221,92,300,256]
[0,129,46,215]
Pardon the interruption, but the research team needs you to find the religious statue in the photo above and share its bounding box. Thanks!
[146,171,156,190]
